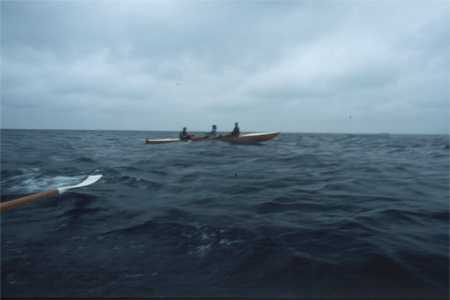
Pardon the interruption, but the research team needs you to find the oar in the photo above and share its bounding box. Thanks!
[0,174,103,213]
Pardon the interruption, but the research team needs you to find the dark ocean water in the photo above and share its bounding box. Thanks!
[1,129,449,298]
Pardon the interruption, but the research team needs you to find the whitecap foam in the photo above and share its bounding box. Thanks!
[3,172,85,194]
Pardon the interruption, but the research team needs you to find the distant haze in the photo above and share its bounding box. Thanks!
[1,0,449,134]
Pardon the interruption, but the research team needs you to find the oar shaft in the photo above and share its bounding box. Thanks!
[0,190,59,213]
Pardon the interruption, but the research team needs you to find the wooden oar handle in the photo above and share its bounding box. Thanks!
[0,190,59,213]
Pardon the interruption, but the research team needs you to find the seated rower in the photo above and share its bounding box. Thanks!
[208,124,218,137]
[231,122,240,136]
[179,127,192,141]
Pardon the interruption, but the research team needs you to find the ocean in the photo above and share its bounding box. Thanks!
[1,129,449,298]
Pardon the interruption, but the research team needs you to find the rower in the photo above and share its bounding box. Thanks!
[209,124,218,137]
[231,122,240,136]
[179,127,192,141]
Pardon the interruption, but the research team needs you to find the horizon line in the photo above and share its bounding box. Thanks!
[0,127,448,136]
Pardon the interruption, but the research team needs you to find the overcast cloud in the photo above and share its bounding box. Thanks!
[1,0,449,133]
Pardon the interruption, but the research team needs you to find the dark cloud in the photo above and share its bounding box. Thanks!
[1,0,449,133]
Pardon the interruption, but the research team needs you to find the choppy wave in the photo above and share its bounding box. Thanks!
[1,129,448,297]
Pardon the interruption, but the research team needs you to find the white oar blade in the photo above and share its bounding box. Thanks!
[57,174,103,194]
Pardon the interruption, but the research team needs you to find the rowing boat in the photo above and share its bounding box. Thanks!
[144,135,209,144]
[144,138,181,144]
[219,132,280,144]
[145,132,279,144]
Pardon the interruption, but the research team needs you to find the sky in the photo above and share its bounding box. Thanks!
[1,0,449,134]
